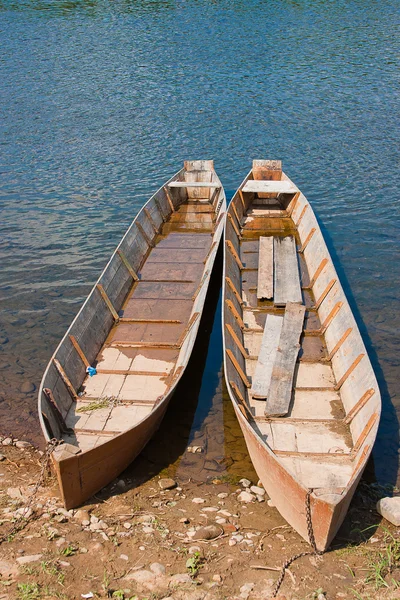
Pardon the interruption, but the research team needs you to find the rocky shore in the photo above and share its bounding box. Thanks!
[0,437,399,600]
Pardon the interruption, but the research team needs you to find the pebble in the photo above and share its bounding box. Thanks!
[20,382,36,394]
[193,525,222,540]
[180,517,190,524]
[123,522,132,529]
[240,582,255,599]
[218,510,232,517]
[217,492,228,499]
[0,559,19,578]
[55,538,66,547]
[143,526,154,534]
[213,574,222,583]
[136,514,154,524]
[250,485,265,496]
[80,548,88,554]
[158,478,177,490]
[192,497,205,504]
[215,517,226,524]
[7,487,24,499]
[202,507,218,512]
[267,499,275,508]
[376,497,400,526]
[2,438,12,446]
[169,573,192,585]
[238,491,254,503]
[189,545,201,554]
[150,562,166,576]
[16,554,43,565]
[15,441,32,450]
[119,554,129,561]
[75,509,90,522]
[232,534,244,543]
[239,478,251,488]
[0,454,5,461]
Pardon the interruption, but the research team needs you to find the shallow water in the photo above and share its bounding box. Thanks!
[0,0,399,486]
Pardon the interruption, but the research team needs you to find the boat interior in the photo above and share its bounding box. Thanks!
[224,160,380,494]
[39,161,225,455]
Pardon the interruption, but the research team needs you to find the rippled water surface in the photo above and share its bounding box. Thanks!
[0,0,399,485]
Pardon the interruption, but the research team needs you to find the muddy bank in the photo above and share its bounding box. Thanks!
[0,440,399,600]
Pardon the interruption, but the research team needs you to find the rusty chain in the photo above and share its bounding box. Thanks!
[272,490,323,597]
[0,438,61,545]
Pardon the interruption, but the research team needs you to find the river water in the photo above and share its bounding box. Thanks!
[0,0,399,487]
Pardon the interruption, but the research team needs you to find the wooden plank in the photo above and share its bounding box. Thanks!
[274,236,302,306]
[53,358,78,401]
[265,303,306,417]
[163,186,176,212]
[168,181,220,188]
[225,323,249,359]
[226,349,251,388]
[117,249,139,281]
[242,180,297,194]
[96,284,119,321]
[69,335,90,368]
[257,236,274,300]
[344,388,375,425]
[251,314,283,400]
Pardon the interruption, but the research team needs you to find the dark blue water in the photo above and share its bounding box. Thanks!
[0,0,399,485]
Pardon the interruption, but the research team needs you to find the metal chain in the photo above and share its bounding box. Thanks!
[272,490,323,597]
[0,438,61,545]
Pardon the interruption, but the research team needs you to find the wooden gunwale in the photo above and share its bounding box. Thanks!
[222,163,381,551]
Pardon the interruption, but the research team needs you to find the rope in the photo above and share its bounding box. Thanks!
[272,490,323,597]
[0,439,61,545]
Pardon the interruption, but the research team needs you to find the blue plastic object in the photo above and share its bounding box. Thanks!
[86,366,97,377]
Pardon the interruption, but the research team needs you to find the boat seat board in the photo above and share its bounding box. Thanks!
[274,236,302,306]
[250,314,283,400]
[248,388,343,420]
[242,180,298,194]
[257,236,274,300]
[96,347,176,375]
[278,455,354,489]
[265,303,306,417]
[146,248,207,264]
[121,298,193,321]
[294,362,336,388]
[81,372,167,402]
[168,181,220,188]
[139,262,202,283]
[131,281,198,300]
[257,420,352,454]
[155,233,212,250]
[243,308,321,333]
[107,321,185,345]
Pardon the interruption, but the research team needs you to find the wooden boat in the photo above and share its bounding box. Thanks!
[222,160,381,551]
[38,160,226,509]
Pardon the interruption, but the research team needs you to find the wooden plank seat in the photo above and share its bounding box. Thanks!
[241,180,298,194]
[274,236,302,306]
[250,314,283,400]
[264,302,306,417]
[257,236,274,300]
[168,181,221,188]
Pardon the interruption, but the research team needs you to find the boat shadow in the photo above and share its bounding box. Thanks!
[93,245,224,502]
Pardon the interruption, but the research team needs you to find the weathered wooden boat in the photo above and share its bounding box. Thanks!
[222,160,380,551]
[38,160,226,509]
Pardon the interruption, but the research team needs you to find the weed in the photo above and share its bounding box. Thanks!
[16,582,41,600]
[60,544,77,557]
[41,560,65,586]
[186,551,203,577]
[77,396,118,412]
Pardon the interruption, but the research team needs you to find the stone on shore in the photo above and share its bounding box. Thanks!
[193,524,222,540]
[16,554,43,565]
[158,478,177,490]
[20,381,35,394]
[376,496,400,526]
[238,491,254,503]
